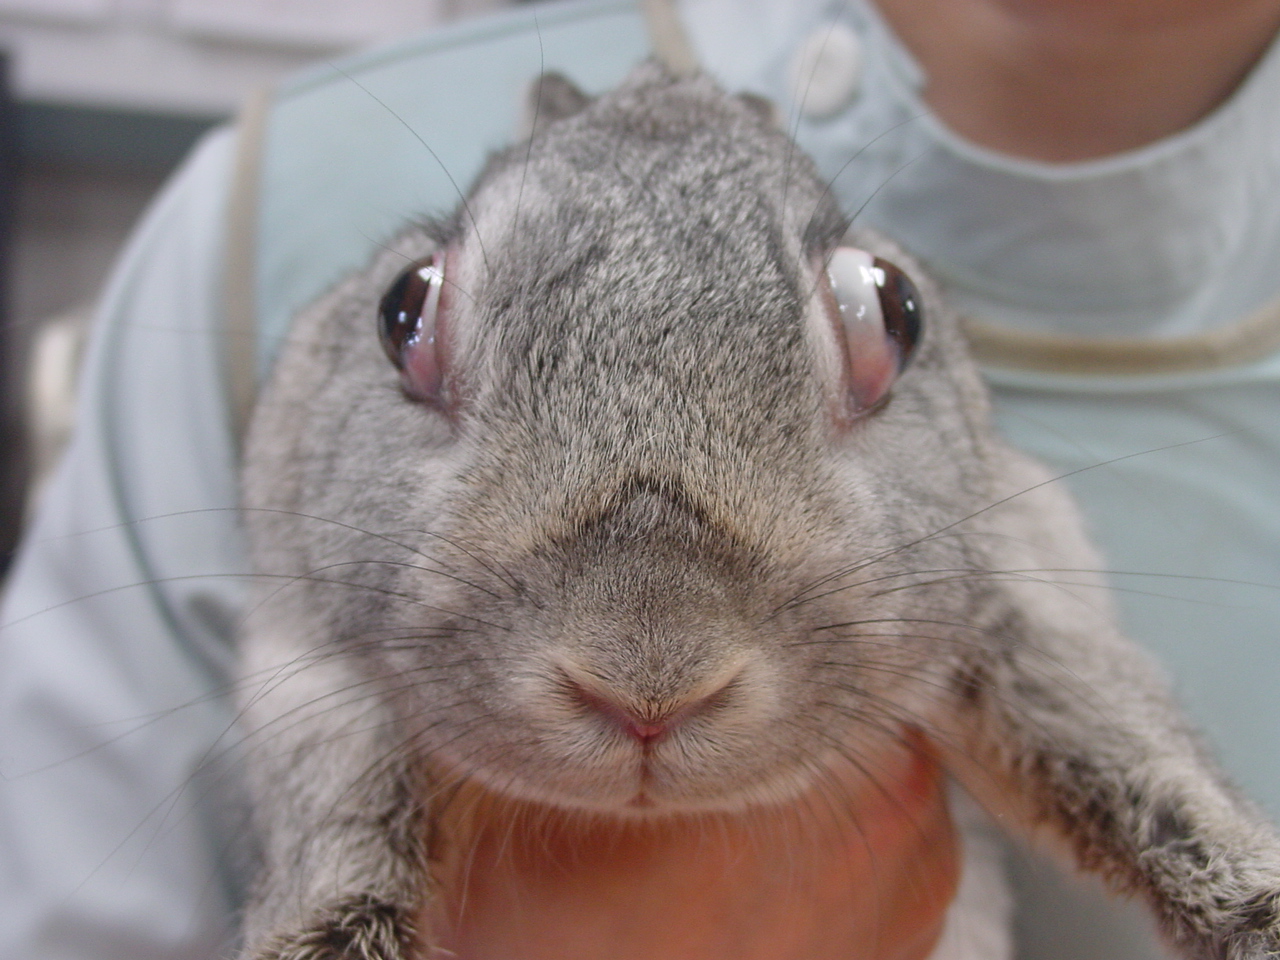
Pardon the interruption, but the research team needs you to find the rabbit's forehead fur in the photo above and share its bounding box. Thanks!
[449,69,848,561]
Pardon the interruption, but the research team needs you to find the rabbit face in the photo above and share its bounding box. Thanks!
[245,65,996,815]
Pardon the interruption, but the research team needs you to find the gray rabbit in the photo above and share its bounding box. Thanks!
[237,63,1280,959]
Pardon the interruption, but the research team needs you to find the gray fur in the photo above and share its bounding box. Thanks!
[239,63,1280,959]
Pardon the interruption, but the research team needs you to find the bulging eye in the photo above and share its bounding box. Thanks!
[378,249,452,406]
[819,247,923,419]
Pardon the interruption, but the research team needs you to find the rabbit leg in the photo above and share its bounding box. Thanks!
[944,488,1280,959]
[237,628,429,960]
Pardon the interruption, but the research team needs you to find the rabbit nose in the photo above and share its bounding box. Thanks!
[568,680,677,746]
[561,670,736,748]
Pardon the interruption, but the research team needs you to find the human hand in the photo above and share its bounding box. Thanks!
[427,735,958,960]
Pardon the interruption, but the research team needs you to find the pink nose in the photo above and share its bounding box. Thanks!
[569,682,675,747]
[622,718,670,746]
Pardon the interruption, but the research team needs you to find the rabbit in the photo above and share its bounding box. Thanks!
[236,61,1280,960]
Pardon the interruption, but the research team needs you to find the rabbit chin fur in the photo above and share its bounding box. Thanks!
[237,62,1280,960]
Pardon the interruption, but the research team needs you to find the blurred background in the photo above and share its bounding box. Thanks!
[0,0,528,576]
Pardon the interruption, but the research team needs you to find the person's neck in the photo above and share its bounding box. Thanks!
[872,0,1280,161]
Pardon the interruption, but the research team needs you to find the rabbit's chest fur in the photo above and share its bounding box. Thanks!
[237,64,1280,960]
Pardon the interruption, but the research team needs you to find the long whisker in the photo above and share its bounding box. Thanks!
[802,111,925,247]
[773,433,1235,616]
[778,17,846,221]
[329,65,490,273]
[511,9,546,243]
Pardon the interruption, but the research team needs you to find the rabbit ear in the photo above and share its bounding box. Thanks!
[521,72,593,139]
[736,92,781,129]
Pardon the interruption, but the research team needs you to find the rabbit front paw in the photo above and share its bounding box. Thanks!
[254,895,419,960]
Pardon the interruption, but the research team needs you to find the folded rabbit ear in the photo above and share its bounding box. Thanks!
[521,71,593,138]
[736,92,782,129]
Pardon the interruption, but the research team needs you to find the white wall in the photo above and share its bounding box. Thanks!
[0,0,511,116]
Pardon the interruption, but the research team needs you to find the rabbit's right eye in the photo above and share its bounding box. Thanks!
[378,249,453,407]
[818,246,924,423]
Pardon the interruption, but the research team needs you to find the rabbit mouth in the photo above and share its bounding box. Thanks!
[424,728,838,819]
[412,639,913,816]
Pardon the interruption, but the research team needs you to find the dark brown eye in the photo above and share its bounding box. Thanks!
[378,249,451,405]
[820,247,924,418]
[873,258,923,360]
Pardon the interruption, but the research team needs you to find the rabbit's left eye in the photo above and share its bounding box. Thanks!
[818,247,923,420]
[378,248,453,407]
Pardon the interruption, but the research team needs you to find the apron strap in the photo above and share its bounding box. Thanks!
[641,0,699,77]
[222,86,272,452]
[964,296,1280,375]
